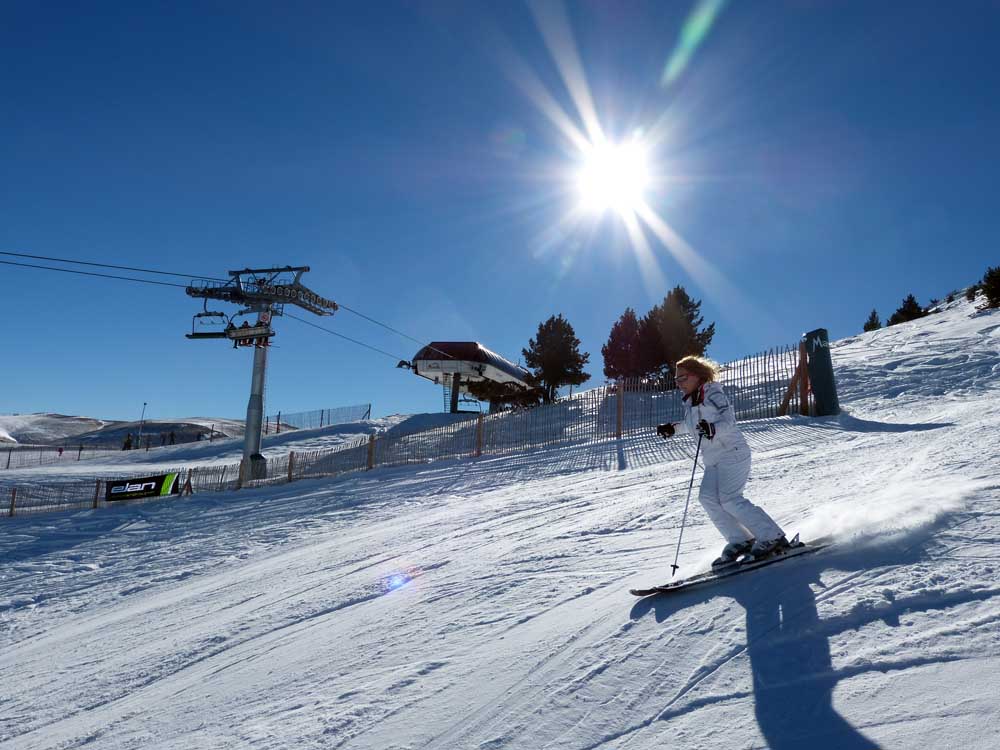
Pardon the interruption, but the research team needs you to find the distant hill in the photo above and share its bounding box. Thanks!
[0,413,245,446]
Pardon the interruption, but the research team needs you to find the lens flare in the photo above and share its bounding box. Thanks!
[381,566,422,593]
[662,0,729,86]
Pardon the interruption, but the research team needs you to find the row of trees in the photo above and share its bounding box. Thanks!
[863,266,1000,332]
[470,262,999,409]
[467,285,714,409]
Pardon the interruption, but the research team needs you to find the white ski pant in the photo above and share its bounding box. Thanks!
[698,449,784,545]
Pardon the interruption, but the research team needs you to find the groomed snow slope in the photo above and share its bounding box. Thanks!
[2,297,999,749]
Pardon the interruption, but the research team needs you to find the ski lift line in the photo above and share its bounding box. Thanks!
[0,250,228,283]
[284,312,407,361]
[0,259,189,288]
[6,250,451,362]
[337,303,457,360]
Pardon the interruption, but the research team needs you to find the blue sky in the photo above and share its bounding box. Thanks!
[2,1,997,422]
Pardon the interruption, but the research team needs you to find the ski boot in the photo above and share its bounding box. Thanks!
[744,535,791,562]
[712,539,754,569]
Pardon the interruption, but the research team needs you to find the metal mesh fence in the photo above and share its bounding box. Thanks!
[1,445,122,470]
[3,344,810,518]
[264,404,372,432]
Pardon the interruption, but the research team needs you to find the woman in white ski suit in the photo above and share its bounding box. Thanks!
[658,355,786,564]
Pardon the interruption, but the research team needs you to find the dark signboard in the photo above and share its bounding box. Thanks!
[105,472,181,501]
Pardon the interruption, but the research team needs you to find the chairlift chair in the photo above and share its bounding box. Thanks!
[225,312,274,348]
[186,306,229,340]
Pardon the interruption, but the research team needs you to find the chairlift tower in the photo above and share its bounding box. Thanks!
[185,266,338,479]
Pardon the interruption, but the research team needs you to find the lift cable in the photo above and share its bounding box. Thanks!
[0,250,228,282]
[3,250,454,363]
[337,303,456,360]
[0,259,190,288]
[284,312,409,362]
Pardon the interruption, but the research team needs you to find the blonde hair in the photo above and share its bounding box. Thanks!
[675,355,719,383]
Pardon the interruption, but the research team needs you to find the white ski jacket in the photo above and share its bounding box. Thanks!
[671,382,749,467]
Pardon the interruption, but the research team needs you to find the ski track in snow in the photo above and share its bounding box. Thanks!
[2,298,1000,749]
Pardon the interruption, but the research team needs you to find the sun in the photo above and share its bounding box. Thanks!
[576,139,651,217]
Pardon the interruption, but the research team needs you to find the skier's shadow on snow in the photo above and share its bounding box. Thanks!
[626,544,937,750]
[732,567,881,749]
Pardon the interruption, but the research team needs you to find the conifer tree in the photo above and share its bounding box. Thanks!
[982,266,1000,308]
[522,314,591,403]
[601,308,643,380]
[637,286,715,376]
[863,309,881,332]
[887,294,927,326]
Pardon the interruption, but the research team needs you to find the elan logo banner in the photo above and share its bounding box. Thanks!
[105,473,180,501]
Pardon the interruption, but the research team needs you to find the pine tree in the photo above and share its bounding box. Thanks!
[966,285,980,303]
[601,308,643,380]
[982,266,1000,308]
[887,294,927,326]
[863,309,881,332]
[637,286,715,376]
[522,314,591,404]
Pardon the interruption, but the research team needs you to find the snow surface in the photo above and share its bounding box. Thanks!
[2,297,999,749]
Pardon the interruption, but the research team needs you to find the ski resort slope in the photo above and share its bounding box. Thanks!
[2,297,999,749]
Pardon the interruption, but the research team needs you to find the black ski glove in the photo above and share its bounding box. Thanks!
[656,423,675,438]
[697,420,716,440]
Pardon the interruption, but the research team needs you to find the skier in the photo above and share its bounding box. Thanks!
[657,355,788,567]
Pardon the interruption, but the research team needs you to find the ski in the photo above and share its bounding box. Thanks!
[630,535,832,597]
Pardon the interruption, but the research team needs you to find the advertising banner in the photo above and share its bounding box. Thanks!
[105,472,181,501]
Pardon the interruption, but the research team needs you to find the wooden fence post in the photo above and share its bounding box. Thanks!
[5,448,11,469]
[474,415,484,457]
[778,369,799,417]
[616,380,624,439]
[798,341,810,416]
[93,480,101,508]
[287,451,296,483]
[236,459,246,490]
[182,469,194,496]
[367,435,376,470]
[8,487,16,517]
[78,444,83,461]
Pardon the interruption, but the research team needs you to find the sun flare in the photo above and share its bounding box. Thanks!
[576,140,651,217]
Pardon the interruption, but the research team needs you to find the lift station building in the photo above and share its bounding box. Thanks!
[410,342,531,413]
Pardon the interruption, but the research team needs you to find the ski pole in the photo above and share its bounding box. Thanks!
[670,434,702,577]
